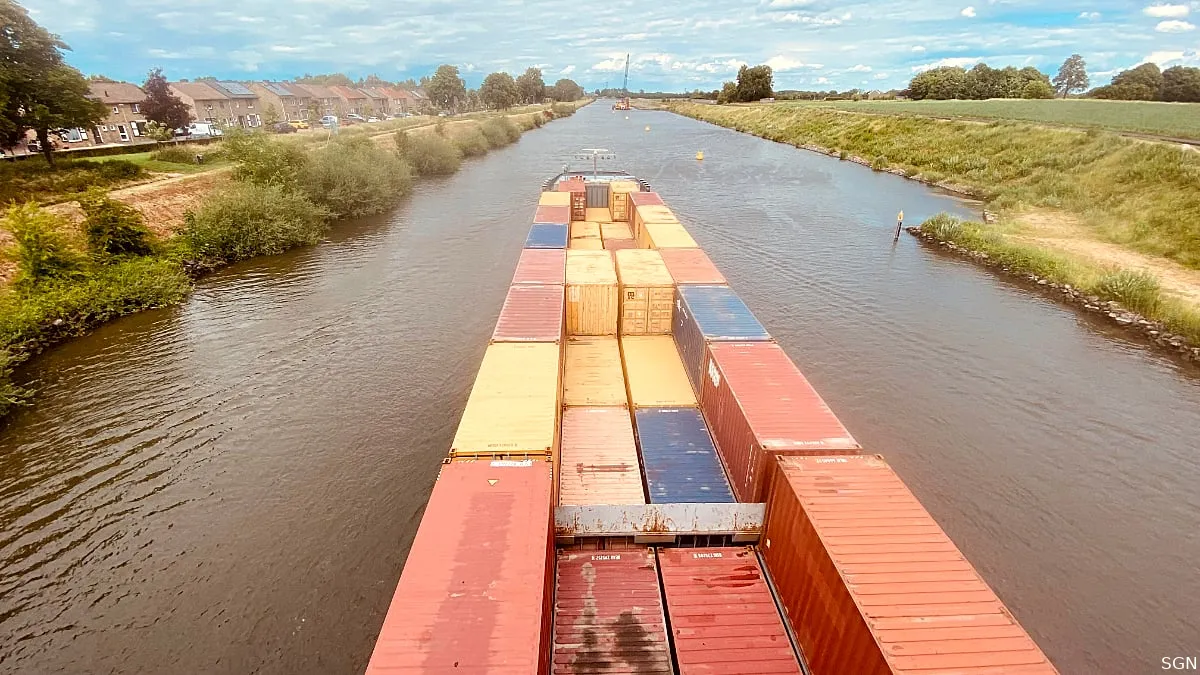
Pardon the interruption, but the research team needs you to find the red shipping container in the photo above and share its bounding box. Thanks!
[556,177,586,193]
[553,549,672,674]
[657,547,802,675]
[762,455,1059,675]
[604,238,637,251]
[536,205,571,224]
[659,248,726,285]
[628,191,664,207]
[701,341,860,503]
[492,284,564,343]
[365,460,555,674]
[513,248,566,285]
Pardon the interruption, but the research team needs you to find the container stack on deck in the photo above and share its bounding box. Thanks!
[365,178,1060,674]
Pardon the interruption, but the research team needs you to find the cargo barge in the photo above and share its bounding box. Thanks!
[365,167,1060,674]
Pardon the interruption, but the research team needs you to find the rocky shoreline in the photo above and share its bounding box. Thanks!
[907,225,1200,363]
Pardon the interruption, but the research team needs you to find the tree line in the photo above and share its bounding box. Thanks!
[906,63,1055,100]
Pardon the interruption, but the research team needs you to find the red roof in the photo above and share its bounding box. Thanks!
[330,85,368,100]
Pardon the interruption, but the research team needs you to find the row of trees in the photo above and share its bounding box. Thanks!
[428,65,583,111]
[1092,63,1200,102]
[907,63,1055,100]
[717,65,774,103]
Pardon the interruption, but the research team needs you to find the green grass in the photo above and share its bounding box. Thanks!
[88,149,228,174]
[775,98,1200,140]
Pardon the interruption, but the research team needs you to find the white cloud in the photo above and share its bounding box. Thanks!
[590,57,627,72]
[765,0,816,7]
[848,64,872,72]
[1078,11,1101,20]
[766,55,823,71]
[961,6,977,17]
[1141,49,1200,66]
[874,72,890,79]
[229,49,263,71]
[560,65,576,75]
[911,45,926,53]
[911,56,982,73]
[1143,3,1189,17]
[1156,19,1196,30]
[816,76,830,84]
[775,12,844,25]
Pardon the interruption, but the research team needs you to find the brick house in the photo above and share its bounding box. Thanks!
[86,82,151,145]
[247,82,313,122]
[377,87,417,114]
[206,81,262,127]
[330,85,369,116]
[169,81,261,129]
[360,87,390,116]
[291,83,341,117]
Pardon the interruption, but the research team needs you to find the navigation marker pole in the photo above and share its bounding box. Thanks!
[892,210,904,244]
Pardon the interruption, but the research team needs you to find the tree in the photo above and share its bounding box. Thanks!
[87,74,117,83]
[1022,80,1055,99]
[1053,54,1089,98]
[144,121,174,141]
[1095,62,1163,100]
[734,65,773,102]
[1160,66,1200,102]
[296,73,354,87]
[516,67,545,104]
[0,0,106,165]
[141,67,191,131]
[263,104,280,125]
[426,64,467,111]
[360,74,392,88]
[550,79,584,102]
[717,81,737,104]
[480,72,519,109]
[907,66,968,100]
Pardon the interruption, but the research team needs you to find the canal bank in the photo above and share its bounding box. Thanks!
[1,103,1198,674]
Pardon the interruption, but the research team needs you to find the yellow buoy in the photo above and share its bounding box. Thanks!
[624,116,629,120]
[644,125,650,132]
[696,151,704,161]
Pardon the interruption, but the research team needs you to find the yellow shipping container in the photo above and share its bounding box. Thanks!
[620,336,696,407]
[632,204,679,240]
[585,207,612,223]
[637,221,699,249]
[566,250,618,336]
[570,221,602,239]
[450,342,561,458]
[601,222,633,241]
[563,337,628,407]
[539,191,571,207]
[609,180,638,222]
[614,249,674,335]
[570,238,604,250]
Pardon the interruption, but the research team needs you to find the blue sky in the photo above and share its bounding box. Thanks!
[23,0,1200,91]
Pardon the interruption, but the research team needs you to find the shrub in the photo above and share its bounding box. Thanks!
[299,137,414,219]
[149,144,200,164]
[90,160,143,182]
[1093,269,1162,314]
[551,103,576,117]
[2,203,86,287]
[0,157,148,204]
[400,133,462,176]
[222,130,309,187]
[180,182,329,268]
[78,188,155,258]
[452,125,490,157]
[480,117,521,147]
[0,348,29,419]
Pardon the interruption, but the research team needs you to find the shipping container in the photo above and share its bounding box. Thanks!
[565,250,618,336]
[657,547,802,675]
[569,221,601,240]
[527,223,569,249]
[620,336,696,408]
[632,204,679,241]
[451,342,561,458]
[635,407,734,503]
[585,184,609,210]
[570,238,604,250]
[762,455,1059,675]
[365,460,554,675]
[614,249,674,336]
[584,207,612,223]
[539,191,572,207]
[604,238,637,251]
[601,222,633,241]
[637,221,699,249]
[557,177,586,193]
[659,248,726,285]
[563,336,627,407]
[702,341,860,502]
[535,205,571,224]
[512,248,566,285]
[492,284,565,343]
[608,180,639,222]
[674,285,771,395]
[554,549,670,673]
[558,407,645,506]
[628,191,665,207]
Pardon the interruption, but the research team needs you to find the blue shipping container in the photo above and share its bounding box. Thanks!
[635,407,735,504]
[525,223,569,249]
[672,285,771,394]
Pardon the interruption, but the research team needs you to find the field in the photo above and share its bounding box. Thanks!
[88,150,228,174]
[776,98,1200,141]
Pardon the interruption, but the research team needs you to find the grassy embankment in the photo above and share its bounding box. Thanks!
[671,101,1200,343]
[0,101,587,418]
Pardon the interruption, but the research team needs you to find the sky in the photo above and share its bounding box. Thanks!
[22,0,1200,91]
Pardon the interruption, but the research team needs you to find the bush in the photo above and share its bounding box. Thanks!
[2,203,86,287]
[180,182,329,268]
[299,136,414,219]
[552,103,576,117]
[480,117,521,148]
[0,348,29,419]
[400,132,462,176]
[0,158,149,204]
[222,130,309,187]
[452,125,491,157]
[1094,269,1161,314]
[78,188,155,258]
[149,144,201,164]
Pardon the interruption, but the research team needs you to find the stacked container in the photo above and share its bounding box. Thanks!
[558,407,645,506]
[556,178,587,221]
[673,284,771,395]
[635,407,735,503]
[565,250,618,336]
[568,221,602,250]
[637,221,699,249]
[620,336,696,408]
[659,248,725,285]
[538,191,571,207]
[451,342,561,459]
[491,284,564,343]
[535,204,570,225]
[614,249,674,336]
[632,203,679,241]
[512,248,566,285]
[608,180,639,222]
[526,223,569,249]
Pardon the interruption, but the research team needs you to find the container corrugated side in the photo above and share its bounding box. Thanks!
[638,221,699,249]
[608,180,638,222]
[570,238,604,250]
[565,250,618,336]
[365,460,554,675]
[615,249,674,336]
[492,284,564,343]
[601,222,633,241]
[450,343,561,458]
[657,547,802,675]
[604,239,637,251]
[512,248,566,285]
[563,336,627,407]
[620,336,696,408]
[527,223,569,249]
[702,341,860,502]
[628,191,665,207]
[535,205,571,224]
[673,285,771,395]
[554,549,669,673]
[558,407,645,506]
[763,455,1060,675]
[635,407,734,503]
[632,204,679,241]
[539,191,572,206]
[570,221,602,240]
[659,248,726,285]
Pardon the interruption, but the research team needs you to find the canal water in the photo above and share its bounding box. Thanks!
[2,103,1198,674]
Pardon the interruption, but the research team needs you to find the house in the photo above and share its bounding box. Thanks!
[86,82,150,145]
[360,87,391,116]
[206,81,262,128]
[379,87,417,114]
[170,81,234,127]
[248,81,313,122]
[330,85,369,116]
[291,83,340,117]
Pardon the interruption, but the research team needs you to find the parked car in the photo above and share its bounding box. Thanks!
[367,116,381,123]
[270,122,297,134]
[287,119,310,130]
[319,115,338,128]
[182,122,224,138]
[345,113,366,123]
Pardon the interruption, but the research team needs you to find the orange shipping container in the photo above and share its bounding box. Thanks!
[584,207,612,223]
[570,221,601,240]
[539,191,571,207]
[563,336,627,407]
[620,336,696,407]
[659,248,725,285]
[601,222,633,241]
[558,407,645,505]
[512,248,566,285]
[763,455,1059,675]
[608,180,639,222]
[637,221,698,249]
[569,238,604,250]
[565,250,618,336]
[614,249,674,335]
[450,342,561,458]
[604,238,637,251]
[632,204,680,241]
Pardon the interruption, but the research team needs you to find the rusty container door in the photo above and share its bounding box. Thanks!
[491,284,564,343]
[657,546,802,674]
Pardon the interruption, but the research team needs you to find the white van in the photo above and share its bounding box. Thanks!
[185,122,224,138]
